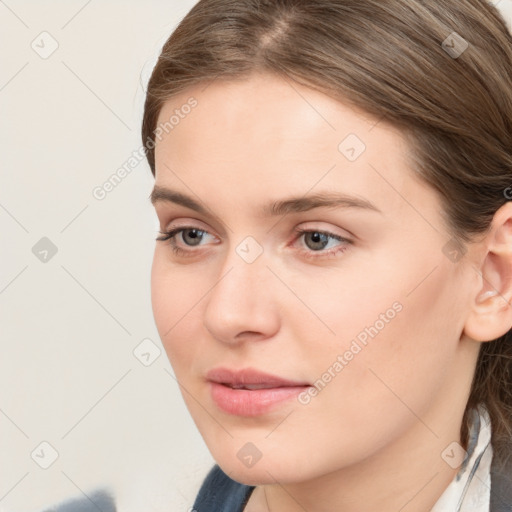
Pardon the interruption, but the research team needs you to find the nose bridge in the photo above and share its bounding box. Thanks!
[209,236,268,309]
[202,235,279,342]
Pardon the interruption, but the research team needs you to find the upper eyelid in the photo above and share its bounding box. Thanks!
[155,208,229,238]
[164,223,344,235]
[167,225,218,240]
[162,216,352,235]
[155,205,360,239]
[163,225,350,246]
[160,227,352,262]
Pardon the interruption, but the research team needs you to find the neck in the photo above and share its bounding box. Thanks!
[245,394,471,512]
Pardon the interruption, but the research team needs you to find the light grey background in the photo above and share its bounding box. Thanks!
[0,1,214,511]
[1,1,511,511]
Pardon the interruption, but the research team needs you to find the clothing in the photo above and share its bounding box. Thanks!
[41,490,116,512]
[431,403,492,512]
[193,404,512,511]
[192,465,255,512]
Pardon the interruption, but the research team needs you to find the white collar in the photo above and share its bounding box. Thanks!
[431,403,493,511]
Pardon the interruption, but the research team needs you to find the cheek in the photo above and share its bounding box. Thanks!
[291,245,462,401]
[150,251,204,364]
[315,263,462,425]
[278,256,408,366]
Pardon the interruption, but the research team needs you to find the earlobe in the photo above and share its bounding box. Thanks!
[463,202,512,343]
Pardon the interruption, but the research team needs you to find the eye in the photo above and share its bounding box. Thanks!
[292,227,352,260]
[155,226,216,256]
[155,225,352,259]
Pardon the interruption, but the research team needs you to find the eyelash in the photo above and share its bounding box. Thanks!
[155,226,352,260]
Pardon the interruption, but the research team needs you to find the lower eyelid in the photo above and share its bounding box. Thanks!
[167,228,217,248]
[159,227,352,256]
[294,235,351,255]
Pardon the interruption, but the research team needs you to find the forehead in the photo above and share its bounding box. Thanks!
[153,72,438,223]
[155,72,387,156]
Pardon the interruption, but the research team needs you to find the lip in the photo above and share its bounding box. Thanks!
[206,367,310,387]
[206,367,312,416]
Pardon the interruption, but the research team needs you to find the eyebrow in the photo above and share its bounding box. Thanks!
[149,185,382,217]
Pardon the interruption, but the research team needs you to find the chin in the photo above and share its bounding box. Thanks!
[214,448,312,486]
[219,462,282,486]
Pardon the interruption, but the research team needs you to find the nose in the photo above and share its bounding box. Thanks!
[202,243,280,346]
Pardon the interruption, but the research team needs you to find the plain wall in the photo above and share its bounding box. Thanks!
[0,2,213,511]
[1,1,511,511]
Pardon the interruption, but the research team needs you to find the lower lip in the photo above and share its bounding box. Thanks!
[209,382,311,416]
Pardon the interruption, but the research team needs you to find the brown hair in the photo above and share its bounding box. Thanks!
[142,0,512,468]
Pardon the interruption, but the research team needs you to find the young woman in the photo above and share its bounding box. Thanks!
[143,0,512,510]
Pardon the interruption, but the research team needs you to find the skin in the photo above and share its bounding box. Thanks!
[150,71,512,512]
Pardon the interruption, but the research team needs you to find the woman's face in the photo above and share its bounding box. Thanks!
[150,72,480,484]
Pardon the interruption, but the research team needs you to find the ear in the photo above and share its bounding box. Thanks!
[463,201,512,343]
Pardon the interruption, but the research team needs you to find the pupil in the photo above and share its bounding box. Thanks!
[307,232,328,250]
[184,229,202,246]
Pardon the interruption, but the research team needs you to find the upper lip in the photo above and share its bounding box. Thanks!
[206,367,310,387]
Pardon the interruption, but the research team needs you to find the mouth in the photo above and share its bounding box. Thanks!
[225,383,288,390]
[209,382,311,416]
[206,367,312,416]
[206,366,310,388]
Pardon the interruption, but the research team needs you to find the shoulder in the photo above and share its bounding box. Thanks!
[41,489,116,512]
[192,464,255,512]
[490,442,512,512]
